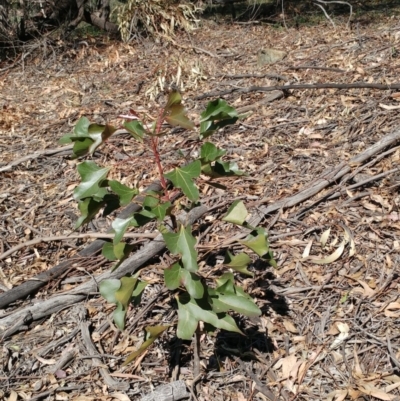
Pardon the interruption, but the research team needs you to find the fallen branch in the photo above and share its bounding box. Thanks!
[194,81,400,100]
[0,205,208,334]
[0,232,158,262]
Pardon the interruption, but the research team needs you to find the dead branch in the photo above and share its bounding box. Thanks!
[0,232,158,262]
[0,205,208,335]
[194,81,400,100]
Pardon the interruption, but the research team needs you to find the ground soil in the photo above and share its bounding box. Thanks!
[2,5,400,401]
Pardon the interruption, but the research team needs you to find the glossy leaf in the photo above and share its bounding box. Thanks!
[222,200,248,226]
[200,99,238,122]
[164,160,201,202]
[112,217,133,245]
[87,123,116,155]
[200,142,226,162]
[72,138,94,159]
[177,293,243,338]
[123,325,169,366]
[75,117,91,136]
[75,198,104,228]
[73,161,110,201]
[102,242,135,270]
[60,118,116,157]
[131,209,156,227]
[109,180,138,207]
[164,263,181,290]
[215,272,235,288]
[165,91,182,108]
[180,269,204,299]
[176,298,198,340]
[240,228,270,257]
[164,92,195,131]
[199,99,238,139]
[115,276,141,306]
[143,194,171,221]
[213,161,245,177]
[224,251,253,277]
[113,302,126,330]
[99,279,121,304]
[124,121,145,142]
[163,224,198,272]
[210,293,261,317]
[150,201,171,221]
[109,276,147,330]
[165,103,195,130]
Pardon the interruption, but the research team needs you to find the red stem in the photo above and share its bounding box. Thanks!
[151,110,170,201]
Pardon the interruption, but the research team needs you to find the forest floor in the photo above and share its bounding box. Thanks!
[2,4,400,401]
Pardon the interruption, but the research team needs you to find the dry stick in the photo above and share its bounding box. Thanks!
[80,320,129,391]
[285,65,346,73]
[0,205,208,333]
[0,144,74,173]
[0,232,158,262]
[0,129,130,173]
[257,128,400,217]
[235,357,279,401]
[0,180,166,310]
[193,81,400,100]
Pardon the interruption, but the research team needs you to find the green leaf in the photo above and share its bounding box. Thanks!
[131,280,147,304]
[63,118,116,157]
[112,217,133,245]
[177,293,243,337]
[115,276,140,306]
[109,180,138,207]
[199,99,238,139]
[72,138,94,159]
[263,249,277,268]
[165,91,182,108]
[210,293,261,317]
[200,142,226,162]
[240,228,270,257]
[113,302,126,330]
[87,123,116,155]
[99,279,121,303]
[124,121,146,142]
[180,269,204,299]
[73,161,111,201]
[74,117,91,136]
[123,325,169,366]
[151,201,171,221]
[164,263,181,290]
[216,272,235,288]
[142,193,160,208]
[59,132,74,144]
[131,209,156,227]
[143,194,171,221]
[177,302,199,340]
[224,251,253,277]
[214,161,246,177]
[222,200,248,226]
[163,224,198,272]
[165,104,195,130]
[164,91,195,130]
[75,198,104,228]
[102,242,135,267]
[164,160,201,202]
[201,99,238,122]
[215,276,236,295]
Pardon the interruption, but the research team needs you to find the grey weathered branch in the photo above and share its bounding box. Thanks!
[0,205,208,334]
